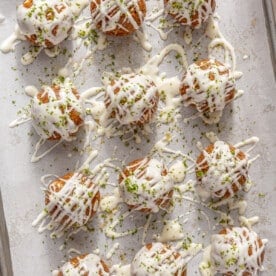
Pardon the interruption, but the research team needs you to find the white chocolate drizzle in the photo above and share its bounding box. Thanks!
[25,85,39,97]
[111,264,131,276]
[206,15,238,72]
[141,43,188,75]
[0,25,26,53]
[9,115,31,128]
[21,46,43,65]
[100,188,123,212]
[102,209,140,238]
[133,29,152,51]
[239,216,259,229]
[169,160,188,183]
[157,219,184,242]
[145,8,164,22]
[234,136,259,153]
[31,138,62,163]
[106,242,120,260]
[228,199,247,215]
[141,213,152,245]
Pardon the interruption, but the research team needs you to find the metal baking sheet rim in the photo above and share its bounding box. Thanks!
[263,0,276,77]
[0,189,13,276]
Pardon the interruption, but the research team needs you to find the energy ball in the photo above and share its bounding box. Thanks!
[45,172,100,232]
[17,0,74,48]
[206,227,267,275]
[180,59,236,124]
[31,80,84,141]
[195,141,248,201]
[105,73,159,126]
[119,157,174,213]
[90,0,146,36]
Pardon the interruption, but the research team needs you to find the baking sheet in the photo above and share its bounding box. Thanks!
[0,0,276,275]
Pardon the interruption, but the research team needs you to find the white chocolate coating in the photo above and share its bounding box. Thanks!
[131,243,186,275]
[17,0,74,47]
[105,73,159,125]
[52,253,109,276]
[120,158,174,213]
[196,141,248,201]
[33,172,100,237]
[165,0,215,28]
[157,219,184,242]
[90,0,146,35]
[30,79,84,141]
[209,227,267,275]
[181,59,236,124]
